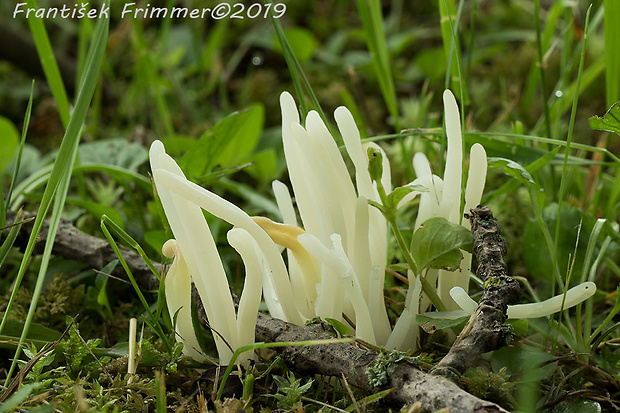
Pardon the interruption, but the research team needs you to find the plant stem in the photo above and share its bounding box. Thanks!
[374,179,446,312]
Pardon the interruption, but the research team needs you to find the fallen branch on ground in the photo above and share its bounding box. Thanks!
[3,209,508,412]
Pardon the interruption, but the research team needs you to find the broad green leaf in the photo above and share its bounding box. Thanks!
[411,217,474,271]
[0,116,19,174]
[0,319,61,347]
[522,203,593,281]
[430,248,465,271]
[245,149,281,184]
[79,138,148,171]
[143,230,170,255]
[507,319,528,337]
[385,183,428,210]
[181,105,264,179]
[589,101,620,136]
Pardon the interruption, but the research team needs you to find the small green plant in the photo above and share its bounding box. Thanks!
[271,371,314,410]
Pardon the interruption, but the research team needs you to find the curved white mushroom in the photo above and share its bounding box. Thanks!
[447,282,597,319]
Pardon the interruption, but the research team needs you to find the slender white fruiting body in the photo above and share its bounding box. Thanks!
[277,92,392,342]
[447,282,597,319]
[436,92,487,311]
[161,239,206,361]
[506,282,597,319]
[385,273,422,350]
[150,141,238,363]
[227,228,264,365]
[154,168,303,326]
[449,285,478,314]
[387,90,488,349]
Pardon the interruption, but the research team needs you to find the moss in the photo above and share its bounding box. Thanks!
[1,274,85,329]
[483,276,503,289]
[463,366,516,410]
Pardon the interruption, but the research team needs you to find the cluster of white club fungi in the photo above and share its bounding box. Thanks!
[150,90,596,365]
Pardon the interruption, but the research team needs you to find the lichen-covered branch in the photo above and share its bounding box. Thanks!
[254,314,508,412]
[4,209,508,411]
[432,205,522,377]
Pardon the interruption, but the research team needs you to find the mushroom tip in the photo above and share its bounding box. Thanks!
[279,91,295,107]
[149,140,165,155]
[334,105,349,116]
[162,239,178,258]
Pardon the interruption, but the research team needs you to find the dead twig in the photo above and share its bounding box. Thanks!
[432,205,522,378]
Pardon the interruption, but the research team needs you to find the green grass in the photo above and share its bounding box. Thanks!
[0,1,619,411]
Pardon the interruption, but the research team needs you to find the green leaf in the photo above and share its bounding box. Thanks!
[78,138,148,171]
[385,183,428,210]
[181,105,264,180]
[0,382,43,413]
[0,116,19,174]
[507,319,528,338]
[416,313,469,332]
[325,318,352,337]
[0,319,61,344]
[273,27,318,62]
[410,217,474,271]
[23,0,70,128]
[589,101,620,136]
[522,203,592,281]
[143,230,169,255]
[367,199,387,214]
[487,157,537,187]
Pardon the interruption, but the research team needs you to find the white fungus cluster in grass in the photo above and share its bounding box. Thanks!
[150,89,597,365]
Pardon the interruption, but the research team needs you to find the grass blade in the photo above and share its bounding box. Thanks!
[5,82,35,215]
[355,0,399,129]
[100,215,172,354]
[0,210,31,269]
[23,0,70,128]
[0,5,110,383]
[268,2,332,136]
